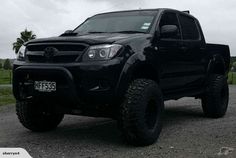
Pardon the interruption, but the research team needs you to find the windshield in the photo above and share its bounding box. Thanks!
[74,10,158,34]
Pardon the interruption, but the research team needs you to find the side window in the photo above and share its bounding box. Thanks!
[159,12,181,39]
[179,15,200,40]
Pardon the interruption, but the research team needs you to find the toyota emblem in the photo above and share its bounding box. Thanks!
[44,47,58,59]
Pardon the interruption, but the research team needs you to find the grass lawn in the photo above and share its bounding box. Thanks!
[0,69,15,106]
[0,69,12,84]
[0,87,15,106]
[228,72,236,84]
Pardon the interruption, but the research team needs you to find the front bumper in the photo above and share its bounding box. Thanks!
[13,58,124,108]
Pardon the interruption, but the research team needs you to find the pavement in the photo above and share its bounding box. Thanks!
[0,86,235,158]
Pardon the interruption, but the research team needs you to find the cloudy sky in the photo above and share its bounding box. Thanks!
[0,0,235,58]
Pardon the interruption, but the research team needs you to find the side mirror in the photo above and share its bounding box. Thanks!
[160,25,178,38]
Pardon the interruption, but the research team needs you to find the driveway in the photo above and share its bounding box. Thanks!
[0,86,235,158]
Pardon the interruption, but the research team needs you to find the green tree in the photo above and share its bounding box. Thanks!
[3,59,12,70]
[12,29,36,54]
[0,62,2,69]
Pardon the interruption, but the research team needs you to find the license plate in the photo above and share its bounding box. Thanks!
[34,81,56,92]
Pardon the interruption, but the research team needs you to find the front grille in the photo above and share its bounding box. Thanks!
[26,43,88,63]
[27,44,86,52]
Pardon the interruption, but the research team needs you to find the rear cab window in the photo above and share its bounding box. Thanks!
[178,14,200,40]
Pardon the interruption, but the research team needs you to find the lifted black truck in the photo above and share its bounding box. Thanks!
[13,8,230,146]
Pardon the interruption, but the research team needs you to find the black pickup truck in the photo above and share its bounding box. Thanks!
[13,8,230,146]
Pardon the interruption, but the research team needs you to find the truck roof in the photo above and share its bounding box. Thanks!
[93,8,196,19]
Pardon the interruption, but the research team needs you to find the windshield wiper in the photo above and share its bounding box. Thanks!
[87,31,107,34]
[84,31,145,34]
[111,31,145,34]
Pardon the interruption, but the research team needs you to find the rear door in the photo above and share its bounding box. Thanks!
[178,14,206,88]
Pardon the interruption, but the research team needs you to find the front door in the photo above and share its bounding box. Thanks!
[157,12,186,91]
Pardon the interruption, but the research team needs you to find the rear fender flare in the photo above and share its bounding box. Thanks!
[206,54,226,78]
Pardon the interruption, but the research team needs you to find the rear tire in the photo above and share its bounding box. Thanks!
[201,74,229,118]
[119,79,164,146]
[16,100,64,132]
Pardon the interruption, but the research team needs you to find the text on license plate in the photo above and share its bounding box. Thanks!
[34,81,56,92]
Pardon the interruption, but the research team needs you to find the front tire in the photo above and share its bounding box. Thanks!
[16,100,64,132]
[201,74,229,118]
[119,79,164,146]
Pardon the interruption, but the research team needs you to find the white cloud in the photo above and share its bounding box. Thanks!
[0,0,235,58]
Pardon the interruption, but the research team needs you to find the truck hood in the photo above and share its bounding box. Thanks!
[26,33,152,45]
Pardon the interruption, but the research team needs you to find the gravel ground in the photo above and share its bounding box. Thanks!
[0,86,235,158]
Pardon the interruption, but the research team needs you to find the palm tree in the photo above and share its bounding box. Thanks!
[13,29,36,54]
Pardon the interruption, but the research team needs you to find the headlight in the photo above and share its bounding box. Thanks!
[16,45,26,60]
[83,44,122,61]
